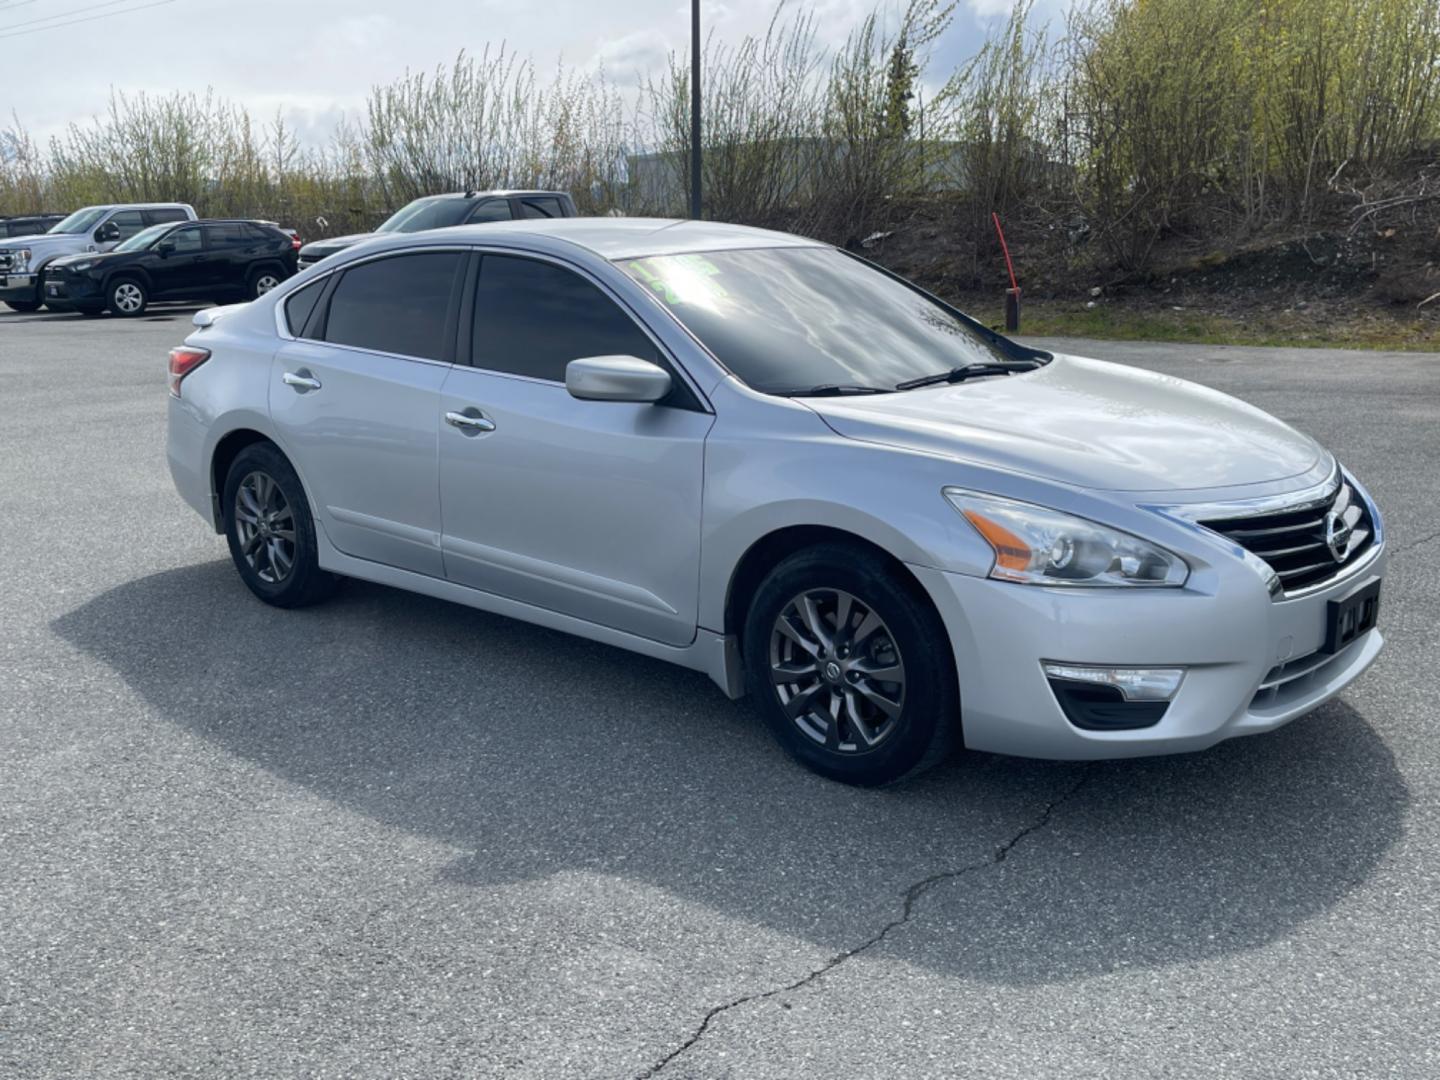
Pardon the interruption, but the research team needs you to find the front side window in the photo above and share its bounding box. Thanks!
[166,227,203,254]
[106,211,146,241]
[471,255,658,382]
[323,252,463,361]
[518,197,565,219]
[115,224,172,253]
[466,199,512,223]
[620,248,1009,393]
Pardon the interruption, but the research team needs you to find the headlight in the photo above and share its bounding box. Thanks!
[15,248,31,269]
[945,489,1189,587]
[68,261,94,272]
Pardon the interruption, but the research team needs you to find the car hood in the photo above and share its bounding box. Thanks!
[50,250,122,268]
[300,232,375,257]
[804,353,1327,494]
[1,233,74,249]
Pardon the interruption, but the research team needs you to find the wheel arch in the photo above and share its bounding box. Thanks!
[722,524,938,646]
[209,428,280,528]
[102,267,153,296]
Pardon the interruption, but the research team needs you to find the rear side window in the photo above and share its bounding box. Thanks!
[324,252,463,360]
[284,279,325,337]
[471,255,657,381]
[205,224,249,247]
[467,199,513,223]
[518,197,566,219]
[144,208,189,225]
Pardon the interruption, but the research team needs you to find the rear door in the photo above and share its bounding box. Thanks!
[203,223,258,293]
[437,252,712,645]
[269,250,465,577]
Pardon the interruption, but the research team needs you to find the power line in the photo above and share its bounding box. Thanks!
[0,0,176,39]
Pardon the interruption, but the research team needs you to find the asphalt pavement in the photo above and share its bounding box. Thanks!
[1,307,1436,1078]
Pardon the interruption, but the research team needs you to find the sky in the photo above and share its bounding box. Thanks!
[3,0,1071,147]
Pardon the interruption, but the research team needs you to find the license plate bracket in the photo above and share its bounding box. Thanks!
[1323,578,1381,654]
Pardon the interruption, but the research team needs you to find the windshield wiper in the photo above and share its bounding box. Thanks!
[774,384,894,397]
[894,360,1042,392]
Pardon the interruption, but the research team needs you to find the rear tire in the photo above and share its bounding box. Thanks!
[107,277,147,317]
[4,299,41,313]
[223,442,340,609]
[742,543,959,786]
[248,267,284,300]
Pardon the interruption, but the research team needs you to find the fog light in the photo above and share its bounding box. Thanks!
[1042,663,1186,701]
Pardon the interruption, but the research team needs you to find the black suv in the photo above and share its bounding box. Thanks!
[42,219,299,317]
[1,213,65,238]
[297,189,576,268]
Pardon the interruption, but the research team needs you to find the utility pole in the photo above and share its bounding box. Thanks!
[690,0,702,220]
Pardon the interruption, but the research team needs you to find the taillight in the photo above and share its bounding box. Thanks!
[169,346,211,397]
[291,234,302,250]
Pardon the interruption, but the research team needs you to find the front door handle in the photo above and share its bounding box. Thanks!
[445,409,496,434]
[282,370,322,392]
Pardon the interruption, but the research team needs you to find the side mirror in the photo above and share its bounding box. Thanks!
[156,241,175,257]
[96,222,120,243]
[566,355,672,403]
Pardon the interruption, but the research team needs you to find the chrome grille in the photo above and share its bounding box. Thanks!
[1201,480,1373,594]
[0,250,16,272]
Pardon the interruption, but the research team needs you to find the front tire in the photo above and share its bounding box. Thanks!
[4,299,41,313]
[223,443,340,608]
[742,544,959,786]
[108,277,147,317]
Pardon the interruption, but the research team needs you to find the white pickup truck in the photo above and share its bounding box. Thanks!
[0,202,196,312]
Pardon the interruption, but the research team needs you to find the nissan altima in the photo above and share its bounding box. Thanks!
[166,219,1385,785]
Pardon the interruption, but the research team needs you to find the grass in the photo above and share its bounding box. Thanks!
[957,296,1440,352]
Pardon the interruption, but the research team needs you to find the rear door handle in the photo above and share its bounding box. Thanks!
[282,370,322,392]
[445,409,496,434]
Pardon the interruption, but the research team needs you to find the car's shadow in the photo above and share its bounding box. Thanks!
[51,560,1408,986]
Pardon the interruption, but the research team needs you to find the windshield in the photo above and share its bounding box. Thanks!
[114,223,171,253]
[48,207,109,235]
[376,196,473,234]
[620,248,1009,394]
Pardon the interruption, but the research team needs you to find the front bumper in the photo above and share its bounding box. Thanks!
[39,273,104,309]
[0,272,37,302]
[910,541,1386,760]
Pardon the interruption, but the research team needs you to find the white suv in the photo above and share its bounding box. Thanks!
[0,202,196,312]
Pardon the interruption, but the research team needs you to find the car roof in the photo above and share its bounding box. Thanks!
[414,217,826,261]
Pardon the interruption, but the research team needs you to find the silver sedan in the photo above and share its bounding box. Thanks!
[167,218,1385,785]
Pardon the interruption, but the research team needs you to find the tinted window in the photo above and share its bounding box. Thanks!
[166,227,203,254]
[204,223,250,248]
[376,197,474,234]
[108,211,145,240]
[518,197,565,219]
[285,279,325,337]
[472,255,657,381]
[620,248,1006,393]
[144,208,189,225]
[324,252,462,360]
[466,199,512,223]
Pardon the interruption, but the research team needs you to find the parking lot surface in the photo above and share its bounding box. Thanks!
[1,307,1437,1078]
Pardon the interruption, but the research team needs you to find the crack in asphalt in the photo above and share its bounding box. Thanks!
[635,768,1094,1079]
[1390,529,1440,559]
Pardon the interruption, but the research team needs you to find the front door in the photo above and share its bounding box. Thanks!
[438,253,712,646]
[269,249,466,576]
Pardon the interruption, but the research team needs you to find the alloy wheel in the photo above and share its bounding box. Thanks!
[255,274,281,296]
[233,470,296,584]
[112,282,143,314]
[769,588,906,753]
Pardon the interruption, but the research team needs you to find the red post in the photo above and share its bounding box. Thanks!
[992,212,1021,332]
